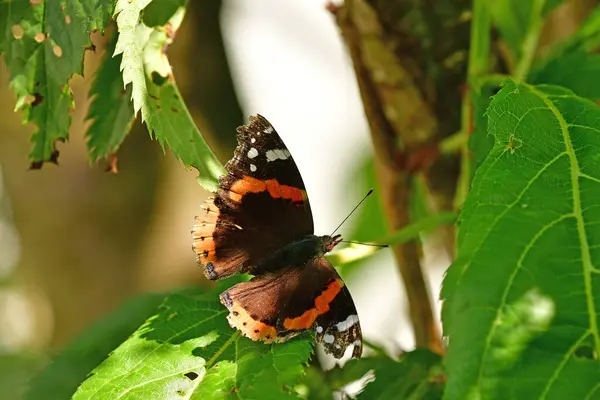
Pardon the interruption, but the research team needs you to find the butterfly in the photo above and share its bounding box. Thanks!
[192,114,362,359]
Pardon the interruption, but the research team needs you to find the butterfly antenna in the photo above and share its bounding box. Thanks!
[330,188,374,237]
[341,240,388,248]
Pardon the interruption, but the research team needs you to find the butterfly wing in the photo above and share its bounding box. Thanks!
[219,257,363,359]
[192,115,314,280]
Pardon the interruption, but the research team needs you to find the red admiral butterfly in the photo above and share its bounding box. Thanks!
[192,114,362,359]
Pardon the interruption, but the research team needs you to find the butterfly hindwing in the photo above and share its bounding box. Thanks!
[192,115,314,280]
[219,256,363,359]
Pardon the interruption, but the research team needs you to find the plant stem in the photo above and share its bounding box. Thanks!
[453,0,491,209]
[333,0,442,354]
[514,0,547,81]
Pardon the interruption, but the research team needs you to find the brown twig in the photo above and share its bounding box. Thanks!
[332,0,443,354]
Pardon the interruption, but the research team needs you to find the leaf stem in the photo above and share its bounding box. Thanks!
[453,0,491,209]
[334,0,442,354]
[513,0,547,80]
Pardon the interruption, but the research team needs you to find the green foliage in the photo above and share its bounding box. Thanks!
[360,350,443,400]
[529,7,600,100]
[488,0,564,71]
[0,0,113,166]
[26,293,166,399]
[85,30,135,164]
[5,1,600,399]
[113,0,225,191]
[72,288,313,399]
[443,80,600,399]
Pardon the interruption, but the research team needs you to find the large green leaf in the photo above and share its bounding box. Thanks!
[442,80,600,399]
[113,0,225,191]
[73,288,313,399]
[0,0,113,166]
[85,30,135,165]
[26,293,166,400]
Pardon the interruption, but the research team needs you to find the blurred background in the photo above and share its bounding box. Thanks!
[0,0,593,398]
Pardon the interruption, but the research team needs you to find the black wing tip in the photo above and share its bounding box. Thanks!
[236,114,275,137]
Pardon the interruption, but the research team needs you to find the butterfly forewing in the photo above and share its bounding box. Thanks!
[193,115,313,280]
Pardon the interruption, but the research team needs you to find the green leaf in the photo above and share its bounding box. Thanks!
[442,80,600,399]
[489,0,563,75]
[0,354,45,400]
[0,0,113,166]
[85,30,135,164]
[359,350,443,400]
[469,79,502,169]
[26,293,166,400]
[113,0,225,191]
[73,289,313,399]
[530,52,600,101]
[529,7,600,100]
[298,355,393,399]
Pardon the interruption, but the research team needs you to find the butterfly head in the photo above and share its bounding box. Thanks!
[321,234,342,253]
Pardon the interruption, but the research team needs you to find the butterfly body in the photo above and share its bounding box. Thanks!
[192,115,362,359]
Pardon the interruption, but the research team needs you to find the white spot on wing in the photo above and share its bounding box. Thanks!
[335,315,359,331]
[265,126,274,134]
[247,148,258,159]
[250,164,257,172]
[250,138,256,143]
[316,326,323,334]
[324,334,335,344]
[265,149,291,162]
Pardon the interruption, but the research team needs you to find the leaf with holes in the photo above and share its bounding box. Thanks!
[442,80,600,399]
[0,0,113,167]
[85,31,135,167]
[72,288,313,399]
[113,0,225,191]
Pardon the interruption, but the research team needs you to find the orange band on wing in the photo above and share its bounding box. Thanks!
[229,176,306,203]
[283,279,344,331]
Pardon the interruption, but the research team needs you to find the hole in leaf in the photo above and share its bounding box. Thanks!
[31,93,44,107]
[53,45,63,57]
[34,32,46,43]
[65,15,71,24]
[574,345,595,360]
[30,0,43,5]
[12,25,24,40]
[151,71,168,86]
[184,372,198,381]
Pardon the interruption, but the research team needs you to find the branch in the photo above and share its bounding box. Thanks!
[332,0,442,354]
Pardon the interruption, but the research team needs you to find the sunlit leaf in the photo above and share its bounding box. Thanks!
[113,0,225,191]
[443,80,600,399]
[0,0,113,166]
[73,288,313,399]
